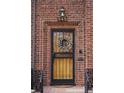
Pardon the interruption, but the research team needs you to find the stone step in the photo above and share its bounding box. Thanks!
[33,86,93,93]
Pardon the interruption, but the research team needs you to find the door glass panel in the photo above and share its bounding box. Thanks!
[53,32,73,53]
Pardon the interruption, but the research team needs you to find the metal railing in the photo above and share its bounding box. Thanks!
[31,68,35,93]
[31,68,35,92]
[40,70,43,93]
[85,68,93,93]
[31,69,44,93]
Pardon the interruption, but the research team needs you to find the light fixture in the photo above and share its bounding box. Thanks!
[58,6,67,22]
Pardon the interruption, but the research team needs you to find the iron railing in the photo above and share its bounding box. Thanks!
[85,68,93,93]
[31,68,35,90]
[31,68,36,93]
[40,70,43,93]
[31,69,44,93]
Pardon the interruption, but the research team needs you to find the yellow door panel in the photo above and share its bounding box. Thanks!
[53,58,73,79]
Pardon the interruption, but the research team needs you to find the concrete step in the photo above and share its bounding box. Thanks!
[34,86,93,93]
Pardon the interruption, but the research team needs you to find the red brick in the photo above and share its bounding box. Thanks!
[31,0,93,88]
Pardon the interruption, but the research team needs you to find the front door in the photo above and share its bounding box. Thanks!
[51,29,75,85]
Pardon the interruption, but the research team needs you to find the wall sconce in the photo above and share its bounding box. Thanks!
[58,6,67,22]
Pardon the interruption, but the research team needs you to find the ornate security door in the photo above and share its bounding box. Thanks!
[51,29,75,84]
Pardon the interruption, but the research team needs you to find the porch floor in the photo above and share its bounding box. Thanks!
[35,86,93,93]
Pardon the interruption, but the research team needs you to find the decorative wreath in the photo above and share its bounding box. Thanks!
[57,36,72,52]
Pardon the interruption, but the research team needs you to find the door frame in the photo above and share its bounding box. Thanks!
[50,28,75,85]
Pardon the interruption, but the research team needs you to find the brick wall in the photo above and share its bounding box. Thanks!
[31,0,93,90]
[85,0,93,69]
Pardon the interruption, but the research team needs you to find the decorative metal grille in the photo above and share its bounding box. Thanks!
[51,29,74,84]
[53,32,73,53]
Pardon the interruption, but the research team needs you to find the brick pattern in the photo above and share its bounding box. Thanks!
[85,0,93,68]
[31,0,93,90]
